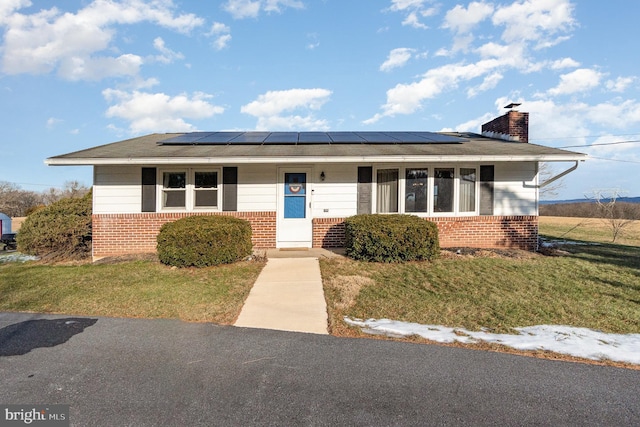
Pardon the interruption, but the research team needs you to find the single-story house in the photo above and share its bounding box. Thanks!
[46,110,586,261]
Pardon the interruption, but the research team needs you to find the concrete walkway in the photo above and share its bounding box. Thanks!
[234,249,340,335]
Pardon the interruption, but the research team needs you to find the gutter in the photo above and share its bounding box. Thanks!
[537,160,582,189]
[45,154,588,166]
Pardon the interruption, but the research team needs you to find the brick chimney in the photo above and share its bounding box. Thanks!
[481,110,529,143]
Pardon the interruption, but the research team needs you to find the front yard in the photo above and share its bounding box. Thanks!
[1,216,638,366]
[0,256,264,324]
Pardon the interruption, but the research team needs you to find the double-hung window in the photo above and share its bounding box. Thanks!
[160,168,220,211]
[194,171,218,208]
[162,172,186,208]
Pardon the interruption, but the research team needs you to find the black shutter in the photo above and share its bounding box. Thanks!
[222,167,238,211]
[141,167,156,212]
[479,165,494,215]
[357,166,372,214]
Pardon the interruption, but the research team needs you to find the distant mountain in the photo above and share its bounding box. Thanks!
[540,197,640,205]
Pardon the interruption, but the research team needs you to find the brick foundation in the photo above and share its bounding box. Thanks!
[311,216,538,251]
[92,213,538,259]
[92,212,276,259]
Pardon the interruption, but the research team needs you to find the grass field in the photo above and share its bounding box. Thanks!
[0,258,264,324]
[321,217,640,340]
[539,216,640,246]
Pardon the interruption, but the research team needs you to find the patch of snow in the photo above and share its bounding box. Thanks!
[0,253,39,263]
[344,317,640,364]
[539,238,601,247]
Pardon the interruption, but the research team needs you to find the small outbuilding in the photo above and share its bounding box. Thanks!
[46,110,586,261]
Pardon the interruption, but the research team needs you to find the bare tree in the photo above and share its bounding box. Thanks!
[0,181,43,217]
[42,181,90,205]
[0,181,90,217]
[538,162,565,200]
[587,189,637,242]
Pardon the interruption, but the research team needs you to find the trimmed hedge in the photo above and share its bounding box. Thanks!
[17,191,92,260]
[157,215,253,267]
[344,214,439,263]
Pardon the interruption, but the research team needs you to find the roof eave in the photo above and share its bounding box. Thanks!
[45,154,588,166]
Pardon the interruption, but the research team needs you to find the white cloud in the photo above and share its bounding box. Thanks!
[241,88,332,130]
[103,89,224,134]
[1,1,204,80]
[388,0,438,29]
[365,59,502,123]
[223,0,303,19]
[492,0,576,48]
[550,57,580,70]
[547,68,603,96]
[368,0,580,123]
[467,72,503,97]
[443,2,494,34]
[60,54,144,81]
[380,48,415,72]
[46,117,62,129]
[605,76,636,93]
[152,37,184,64]
[306,33,319,50]
[208,22,232,50]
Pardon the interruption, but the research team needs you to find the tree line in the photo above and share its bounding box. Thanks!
[0,181,90,217]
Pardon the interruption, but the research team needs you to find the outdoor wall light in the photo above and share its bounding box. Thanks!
[320,171,326,181]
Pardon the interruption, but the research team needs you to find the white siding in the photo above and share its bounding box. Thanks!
[91,162,540,217]
[93,165,141,214]
[311,164,358,218]
[493,162,538,216]
[237,164,277,212]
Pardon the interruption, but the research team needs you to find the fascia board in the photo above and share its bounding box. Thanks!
[45,153,588,166]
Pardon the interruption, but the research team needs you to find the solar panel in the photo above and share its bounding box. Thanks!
[196,132,244,144]
[327,132,366,143]
[299,132,332,143]
[160,132,215,144]
[159,131,466,145]
[229,132,271,144]
[356,132,402,144]
[264,132,299,144]
[416,132,466,143]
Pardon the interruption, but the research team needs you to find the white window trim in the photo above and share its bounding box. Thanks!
[372,164,480,217]
[158,167,222,212]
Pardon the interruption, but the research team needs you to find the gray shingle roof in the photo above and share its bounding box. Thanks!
[46,131,587,165]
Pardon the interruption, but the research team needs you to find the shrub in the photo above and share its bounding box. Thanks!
[344,214,439,263]
[157,215,253,267]
[17,191,92,260]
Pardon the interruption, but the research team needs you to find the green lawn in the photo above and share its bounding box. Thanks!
[0,258,264,324]
[321,219,640,337]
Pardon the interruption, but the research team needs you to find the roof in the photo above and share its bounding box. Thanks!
[46,131,587,165]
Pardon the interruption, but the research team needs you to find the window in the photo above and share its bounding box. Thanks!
[376,169,398,213]
[433,168,454,213]
[160,168,221,211]
[459,168,477,212]
[162,172,186,208]
[194,171,218,208]
[405,168,428,213]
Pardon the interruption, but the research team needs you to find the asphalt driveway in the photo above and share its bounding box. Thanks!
[1,312,638,426]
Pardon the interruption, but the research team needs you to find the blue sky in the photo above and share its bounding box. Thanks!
[1,0,639,200]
